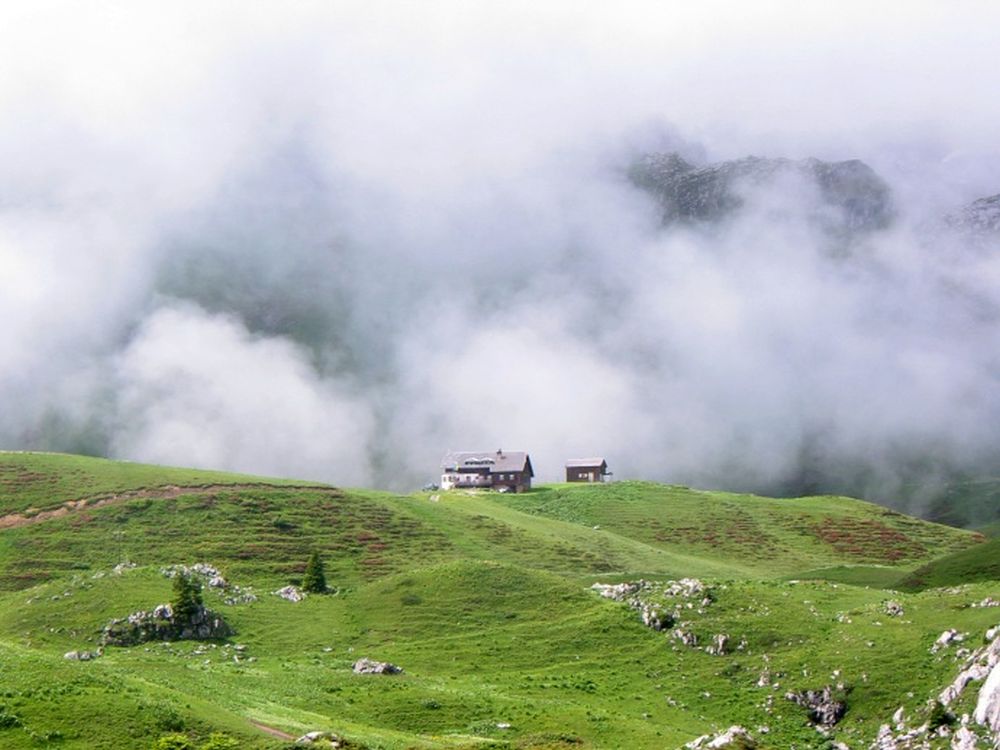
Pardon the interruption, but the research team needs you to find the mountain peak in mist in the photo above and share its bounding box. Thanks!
[944,193,1000,246]
[628,152,895,238]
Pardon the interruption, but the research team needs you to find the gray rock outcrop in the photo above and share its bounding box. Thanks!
[352,658,402,675]
[951,725,979,749]
[686,725,756,748]
[295,730,343,746]
[974,659,1000,737]
[785,685,848,728]
[100,604,232,646]
[273,585,305,602]
[629,152,894,238]
[944,194,1000,246]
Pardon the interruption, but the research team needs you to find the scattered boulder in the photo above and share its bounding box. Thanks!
[591,581,648,601]
[641,605,673,631]
[295,730,342,746]
[785,685,848,729]
[892,706,906,728]
[686,725,756,748]
[884,601,905,618]
[872,723,898,749]
[933,630,965,653]
[352,658,402,675]
[63,649,101,661]
[162,562,228,589]
[273,585,305,602]
[673,629,698,648]
[665,578,707,598]
[707,634,730,656]
[951,725,979,750]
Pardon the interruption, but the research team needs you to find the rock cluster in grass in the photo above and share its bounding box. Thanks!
[63,649,102,661]
[706,633,730,656]
[591,581,651,602]
[884,600,904,617]
[685,725,756,748]
[932,629,966,653]
[161,562,227,588]
[871,622,1000,749]
[161,562,258,605]
[352,658,402,675]
[273,585,305,602]
[784,685,848,729]
[593,578,709,625]
[295,730,343,746]
[592,578,734,657]
[100,603,233,646]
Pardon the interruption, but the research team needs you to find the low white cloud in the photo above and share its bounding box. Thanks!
[111,304,374,486]
[0,3,998,513]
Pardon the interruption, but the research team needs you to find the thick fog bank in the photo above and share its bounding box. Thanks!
[1,3,999,524]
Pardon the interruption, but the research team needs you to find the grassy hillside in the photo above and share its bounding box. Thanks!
[0,452,995,750]
[896,534,1000,591]
[497,482,979,575]
[0,451,309,513]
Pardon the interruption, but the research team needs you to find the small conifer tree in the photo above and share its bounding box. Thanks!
[172,572,203,623]
[302,551,327,594]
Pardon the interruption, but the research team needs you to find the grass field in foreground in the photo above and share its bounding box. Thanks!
[0,453,994,749]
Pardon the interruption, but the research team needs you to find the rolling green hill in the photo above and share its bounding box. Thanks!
[0,452,996,750]
[896,534,1000,591]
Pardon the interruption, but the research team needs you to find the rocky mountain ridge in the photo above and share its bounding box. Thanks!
[628,152,896,237]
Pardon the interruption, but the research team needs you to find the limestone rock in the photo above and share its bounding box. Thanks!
[885,601,905,618]
[933,630,965,653]
[295,730,341,746]
[591,581,647,601]
[785,685,848,728]
[665,578,707,598]
[686,725,756,748]
[100,604,232,646]
[674,629,698,648]
[352,657,402,675]
[951,726,978,749]
[640,605,673,631]
[273,585,305,602]
[64,649,101,661]
[973,661,1000,735]
[707,634,730,656]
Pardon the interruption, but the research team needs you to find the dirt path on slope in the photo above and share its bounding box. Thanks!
[0,482,337,530]
[250,721,297,740]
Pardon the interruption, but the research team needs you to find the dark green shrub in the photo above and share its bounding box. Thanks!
[0,707,21,729]
[302,551,327,594]
[928,700,955,730]
[171,573,203,623]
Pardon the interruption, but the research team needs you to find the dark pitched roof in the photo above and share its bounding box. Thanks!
[566,458,608,469]
[441,450,533,477]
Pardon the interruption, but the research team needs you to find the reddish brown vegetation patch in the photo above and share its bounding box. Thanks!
[810,516,926,562]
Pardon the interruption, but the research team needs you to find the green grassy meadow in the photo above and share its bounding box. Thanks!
[0,451,996,749]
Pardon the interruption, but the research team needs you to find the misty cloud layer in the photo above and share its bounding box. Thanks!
[2,3,999,516]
